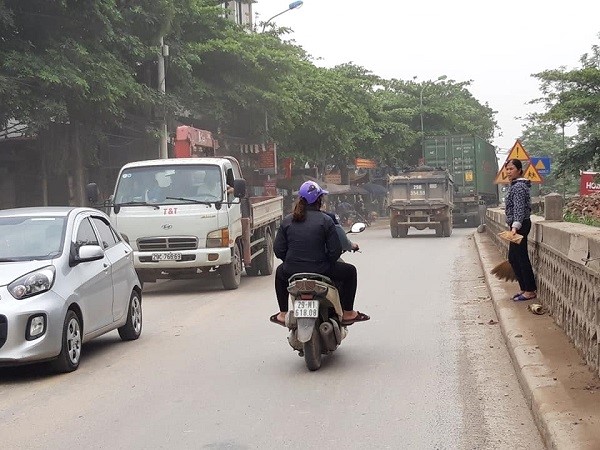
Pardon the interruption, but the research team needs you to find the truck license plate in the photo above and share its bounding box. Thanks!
[151,252,182,261]
[294,300,319,318]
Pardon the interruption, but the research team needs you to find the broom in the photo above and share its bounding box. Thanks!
[490,260,517,282]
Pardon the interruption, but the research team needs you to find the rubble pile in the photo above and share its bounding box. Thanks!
[564,193,600,219]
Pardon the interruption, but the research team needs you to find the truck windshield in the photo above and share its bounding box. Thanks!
[114,165,224,206]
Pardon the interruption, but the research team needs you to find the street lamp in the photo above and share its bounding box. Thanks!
[419,75,447,143]
[261,1,303,32]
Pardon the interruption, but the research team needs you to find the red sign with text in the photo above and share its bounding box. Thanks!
[580,171,600,195]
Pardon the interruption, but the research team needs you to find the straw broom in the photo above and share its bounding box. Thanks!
[490,260,517,282]
[490,231,522,281]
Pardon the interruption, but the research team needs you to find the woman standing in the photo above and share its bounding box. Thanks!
[504,159,537,301]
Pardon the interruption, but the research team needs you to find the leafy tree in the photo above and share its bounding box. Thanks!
[0,0,175,202]
[531,37,600,175]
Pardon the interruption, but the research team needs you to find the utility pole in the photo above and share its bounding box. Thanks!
[158,37,169,159]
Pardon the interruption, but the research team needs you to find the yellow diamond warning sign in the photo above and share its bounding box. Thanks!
[495,140,543,184]
[506,140,530,161]
[523,163,543,182]
[494,167,510,184]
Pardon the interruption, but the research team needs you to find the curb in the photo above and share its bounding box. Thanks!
[473,230,600,450]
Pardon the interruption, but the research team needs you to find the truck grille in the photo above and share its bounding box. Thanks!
[137,237,198,252]
[0,315,7,349]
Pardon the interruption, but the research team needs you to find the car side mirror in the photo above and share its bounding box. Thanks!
[234,179,247,198]
[71,244,104,266]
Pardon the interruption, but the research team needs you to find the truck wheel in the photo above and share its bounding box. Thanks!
[303,327,322,371]
[442,219,452,237]
[435,225,444,237]
[398,226,408,238]
[257,230,274,276]
[220,244,242,290]
[390,225,399,238]
[244,264,260,276]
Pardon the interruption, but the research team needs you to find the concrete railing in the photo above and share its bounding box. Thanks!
[485,197,600,377]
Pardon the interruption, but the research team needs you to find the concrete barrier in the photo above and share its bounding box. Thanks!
[486,203,600,377]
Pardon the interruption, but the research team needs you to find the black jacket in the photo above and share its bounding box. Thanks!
[274,206,343,275]
[505,178,532,230]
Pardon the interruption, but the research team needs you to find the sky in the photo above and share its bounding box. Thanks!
[253,0,599,155]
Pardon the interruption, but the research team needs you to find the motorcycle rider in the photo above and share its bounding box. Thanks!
[270,181,370,327]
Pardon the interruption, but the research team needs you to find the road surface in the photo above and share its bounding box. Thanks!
[0,226,545,449]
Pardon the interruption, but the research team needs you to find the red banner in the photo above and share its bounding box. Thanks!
[580,171,600,195]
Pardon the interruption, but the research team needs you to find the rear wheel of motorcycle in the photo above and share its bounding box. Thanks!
[303,327,322,371]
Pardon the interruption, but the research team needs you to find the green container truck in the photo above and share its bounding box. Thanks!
[423,135,499,227]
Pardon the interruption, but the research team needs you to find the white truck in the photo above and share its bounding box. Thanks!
[87,156,283,290]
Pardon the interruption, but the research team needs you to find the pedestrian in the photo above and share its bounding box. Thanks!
[504,159,537,301]
[270,181,370,327]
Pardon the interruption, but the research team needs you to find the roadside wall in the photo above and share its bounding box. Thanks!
[485,207,600,377]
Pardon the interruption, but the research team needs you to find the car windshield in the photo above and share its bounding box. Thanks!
[114,165,224,205]
[0,216,66,261]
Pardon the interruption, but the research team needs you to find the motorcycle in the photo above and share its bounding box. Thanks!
[283,222,366,371]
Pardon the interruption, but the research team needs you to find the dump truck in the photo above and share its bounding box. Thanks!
[423,135,499,227]
[87,156,283,290]
[388,167,454,238]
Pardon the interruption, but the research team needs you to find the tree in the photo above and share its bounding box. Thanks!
[0,0,173,203]
[531,37,600,175]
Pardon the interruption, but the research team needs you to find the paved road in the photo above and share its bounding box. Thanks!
[0,226,545,449]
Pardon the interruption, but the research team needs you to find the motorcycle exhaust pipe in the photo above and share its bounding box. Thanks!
[319,322,338,352]
[329,319,347,344]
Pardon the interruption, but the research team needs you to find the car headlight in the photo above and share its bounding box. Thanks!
[8,266,56,300]
[206,228,229,248]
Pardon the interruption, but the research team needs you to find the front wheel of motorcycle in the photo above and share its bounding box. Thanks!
[303,327,322,371]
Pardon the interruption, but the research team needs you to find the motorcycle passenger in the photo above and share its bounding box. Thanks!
[270,181,370,327]
[323,211,359,253]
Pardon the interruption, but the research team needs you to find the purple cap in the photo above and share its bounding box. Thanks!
[298,181,328,204]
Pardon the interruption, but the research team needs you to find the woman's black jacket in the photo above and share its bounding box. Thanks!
[274,207,342,275]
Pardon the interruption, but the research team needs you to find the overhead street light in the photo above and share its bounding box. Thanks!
[261,1,304,32]
[419,75,447,143]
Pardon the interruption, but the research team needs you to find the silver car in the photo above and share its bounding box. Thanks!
[0,207,142,372]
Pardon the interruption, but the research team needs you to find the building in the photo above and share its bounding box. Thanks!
[222,0,254,29]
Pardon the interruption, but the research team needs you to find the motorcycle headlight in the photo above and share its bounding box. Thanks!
[9,266,56,300]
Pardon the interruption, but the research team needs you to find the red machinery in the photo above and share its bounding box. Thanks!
[173,125,219,158]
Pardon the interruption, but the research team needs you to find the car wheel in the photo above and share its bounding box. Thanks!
[118,290,143,341]
[51,310,82,373]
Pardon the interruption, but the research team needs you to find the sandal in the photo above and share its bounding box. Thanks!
[269,313,286,328]
[341,311,371,326]
[512,292,524,300]
[514,293,537,302]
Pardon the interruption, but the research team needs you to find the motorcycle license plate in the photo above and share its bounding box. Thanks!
[294,300,319,318]
[151,252,182,261]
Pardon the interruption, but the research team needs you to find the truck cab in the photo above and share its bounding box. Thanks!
[88,156,283,290]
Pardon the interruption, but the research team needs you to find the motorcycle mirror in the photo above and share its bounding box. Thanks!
[349,222,366,233]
